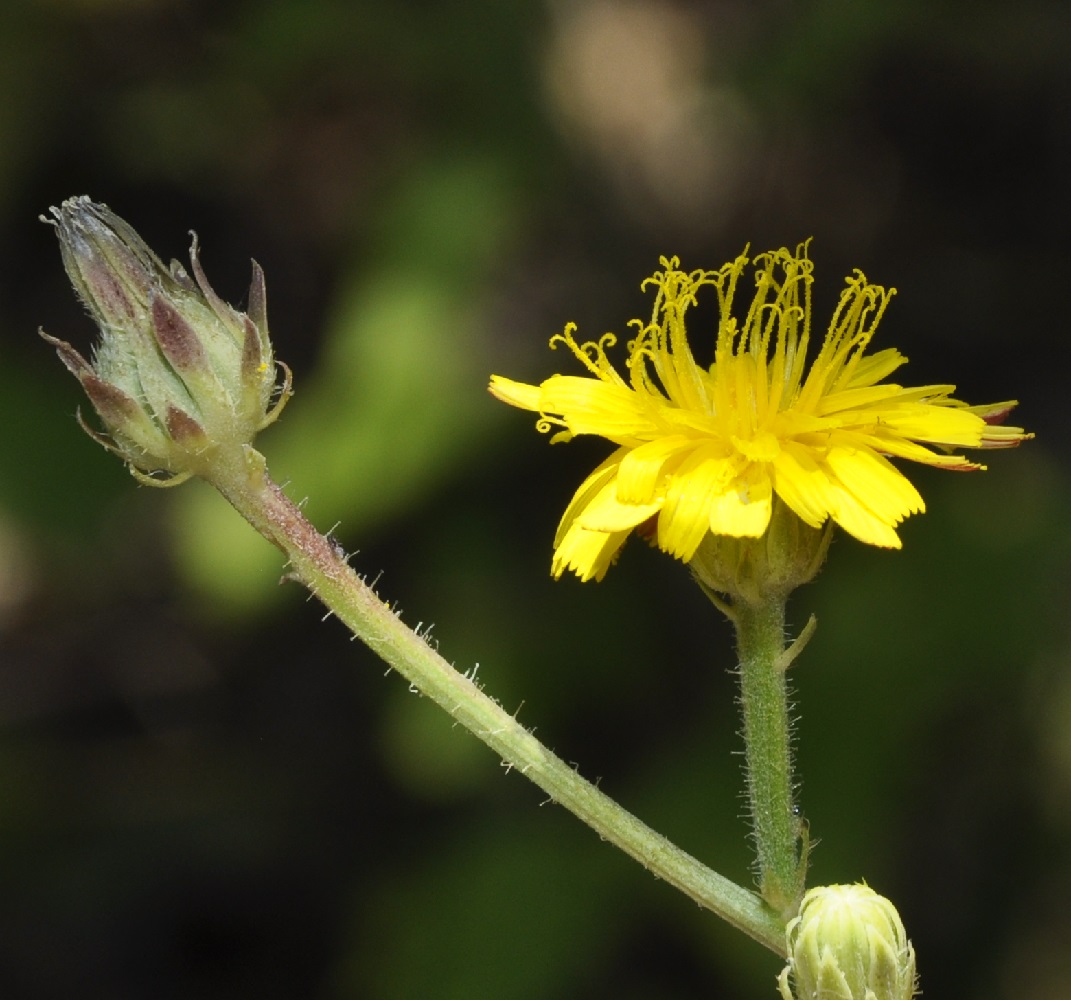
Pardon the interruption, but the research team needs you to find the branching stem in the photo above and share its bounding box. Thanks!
[203,443,788,956]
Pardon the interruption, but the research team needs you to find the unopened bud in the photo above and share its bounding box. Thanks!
[41,196,291,485]
[778,884,917,1000]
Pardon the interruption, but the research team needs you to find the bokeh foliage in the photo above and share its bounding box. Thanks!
[0,0,1068,997]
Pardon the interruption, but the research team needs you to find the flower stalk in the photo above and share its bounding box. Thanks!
[733,595,805,915]
[690,501,826,915]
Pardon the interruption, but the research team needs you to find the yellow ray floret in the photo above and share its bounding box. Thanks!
[489,245,1031,581]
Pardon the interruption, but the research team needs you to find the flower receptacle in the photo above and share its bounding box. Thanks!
[689,498,831,606]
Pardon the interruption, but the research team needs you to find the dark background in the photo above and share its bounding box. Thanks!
[0,0,1068,997]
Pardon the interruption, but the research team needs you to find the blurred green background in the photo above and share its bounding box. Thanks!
[0,0,1068,997]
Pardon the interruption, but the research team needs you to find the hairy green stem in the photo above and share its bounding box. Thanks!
[203,443,787,956]
[734,597,805,916]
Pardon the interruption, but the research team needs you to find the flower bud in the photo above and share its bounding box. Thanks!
[689,497,831,606]
[40,196,290,485]
[778,884,917,1000]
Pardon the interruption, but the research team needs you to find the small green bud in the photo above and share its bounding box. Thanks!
[41,196,291,485]
[689,497,831,606]
[778,884,917,1000]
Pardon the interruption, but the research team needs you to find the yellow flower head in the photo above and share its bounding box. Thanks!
[490,245,1030,582]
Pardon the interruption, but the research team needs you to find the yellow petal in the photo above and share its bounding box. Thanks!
[772,444,835,528]
[878,404,988,447]
[817,382,905,417]
[840,347,907,388]
[730,430,780,463]
[615,434,693,504]
[967,399,1018,422]
[877,382,957,404]
[825,442,924,525]
[980,423,1031,447]
[576,476,662,532]
[553,449,627,547]
[552,522,629,582]
[856,431,980,470]
[539,375,656,439]
[657,446,738,560]
[708,472,773,537]
[489,375,541,411]
[826,483,903,548]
